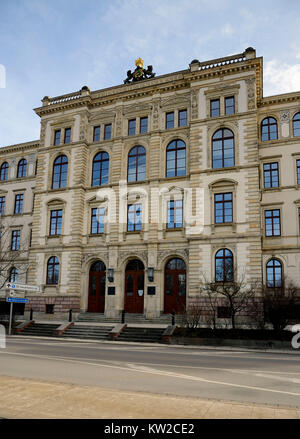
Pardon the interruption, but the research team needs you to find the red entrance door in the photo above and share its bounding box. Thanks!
[164,258,186,313]
[124,259,145,313]
[88,261,106,313]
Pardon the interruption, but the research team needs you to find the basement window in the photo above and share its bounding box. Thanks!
[45,304,55,314]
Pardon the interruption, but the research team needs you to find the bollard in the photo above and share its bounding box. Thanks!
[172,311,175,326]
[30,308,33,320]
[121,310,125,324]
[69,309,72,322]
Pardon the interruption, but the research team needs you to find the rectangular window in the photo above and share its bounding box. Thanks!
[210,99,220,117]
[91,207,105,234]
[93,126,100,142]
[54,129,61,146]
[64,127,71,144]
[14,194,23,214]
[0,196,5,215]
[263,162,279,188]
[140,117,148,134]
[104,124,112,140]
[50,209,63,236]
[167,200,183,229]
[178,109,187,127]
[166,112,174,129]
[127,204,142,232]
[215,193,233,223]
[297,160,300,185]
[11,230,20,250]
[225,96,235,115]
[128,119,136,136]
[265,209,281,236]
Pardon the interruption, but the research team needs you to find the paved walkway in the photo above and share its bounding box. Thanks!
[0,376,299,419]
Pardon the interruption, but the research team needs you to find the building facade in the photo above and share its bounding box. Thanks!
[0,48,300,321]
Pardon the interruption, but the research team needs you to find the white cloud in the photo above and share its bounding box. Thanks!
[264,59,300,96]
[221,23,234,36]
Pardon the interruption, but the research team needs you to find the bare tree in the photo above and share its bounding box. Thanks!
[179,302,202,329]
[0,215,29,290]
[201,267,257,330]
[262,279,300,331]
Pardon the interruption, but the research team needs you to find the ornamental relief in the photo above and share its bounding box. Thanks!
[246,78,256,110]
[157,248,189,268]
[280,110,290,123]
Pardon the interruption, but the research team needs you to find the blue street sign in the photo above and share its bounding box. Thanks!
[6,297,29,303]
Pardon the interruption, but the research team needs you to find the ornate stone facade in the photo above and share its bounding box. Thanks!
[1,48,300,321]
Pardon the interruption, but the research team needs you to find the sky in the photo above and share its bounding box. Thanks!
[0,0,300,146]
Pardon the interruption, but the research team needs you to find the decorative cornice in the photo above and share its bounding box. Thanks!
[0,140,40,155]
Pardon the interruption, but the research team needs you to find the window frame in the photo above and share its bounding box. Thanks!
[127,146,146,182]
[140,117,148,134]
[266,258,282,288]
[263,162,279,188]
[127,203,142,232]
[93,125,101,142]
[90,207,105,235]
[215,248,234,283]
[212,128,235,169]
[264,209,281,237]
[0,196,5,215]
[225,96,235,115]
[11,230,20,251]
[49,209,63,236]
[104,123,112,140]
[178,109,187,127]
[0,162,8,181]
[52,155,68,189]
[214,192,233,224]
[91,151,109,187]
[46,256,59,285]
[128,119,136,136]
[166,139,186,178]
[54,129,61,146]
[14,193,24,214]
[261,117,278,142]
[167,199,183,229]
[166,112,175,130]
[293,113,300,137]
[210,99,220,117]
[17,159,27,178]
[64,127,71,144]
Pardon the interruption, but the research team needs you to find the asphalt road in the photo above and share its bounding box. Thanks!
[1,336,300,408]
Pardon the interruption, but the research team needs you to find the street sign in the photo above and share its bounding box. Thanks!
[6,297,29,303]
[5,283,40,292]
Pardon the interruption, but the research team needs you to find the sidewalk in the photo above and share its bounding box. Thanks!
[0,376,299,419]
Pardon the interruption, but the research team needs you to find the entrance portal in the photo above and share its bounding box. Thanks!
[88,261,106,313]
[124,259,144,313]
[164,258,186,313]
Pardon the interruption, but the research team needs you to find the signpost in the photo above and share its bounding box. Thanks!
[6,283,40,292]
[6,297,29,336]
[5,282,38,336]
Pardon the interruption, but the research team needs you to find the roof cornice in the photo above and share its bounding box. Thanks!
[0,140,40,155]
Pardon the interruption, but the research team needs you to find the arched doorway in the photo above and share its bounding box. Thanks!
[164,258,186,313]
[124,259,145,313]
[88,261,106,313]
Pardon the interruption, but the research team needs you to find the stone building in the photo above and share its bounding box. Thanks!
[0,48,299,321]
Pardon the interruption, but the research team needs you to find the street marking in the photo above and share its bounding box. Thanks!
[1,350,300,399]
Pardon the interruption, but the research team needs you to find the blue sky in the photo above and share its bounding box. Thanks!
[1,0,300,146]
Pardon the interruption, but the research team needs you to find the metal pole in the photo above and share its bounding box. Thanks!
[121,310,125,324]
[172,311,175,326]
[30,308,33,320]
[69,309,72,322]
[9,302,13,336]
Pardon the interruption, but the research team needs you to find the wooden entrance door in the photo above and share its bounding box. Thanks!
[88,261,106,313]
[124,259,144,313]
[164,258,186,313]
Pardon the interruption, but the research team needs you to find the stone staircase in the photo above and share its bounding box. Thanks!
[18,323,60,337]
[117,327,165,343]
[76,312,173,325]
[61,325,113,340]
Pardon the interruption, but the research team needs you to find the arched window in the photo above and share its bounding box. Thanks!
[215,248,233,282]
[46,256,59,285]
[92,152,109,186]
[212,129,234,169]
[17,159,27,178]
[9,267,18,283]
[261,117,278,141]
[0,162,8,181]
[293,113,300,137]
[128,146,146,182]
[166,139,186,177]
[266,258,282,288]
[52,155,68,189]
